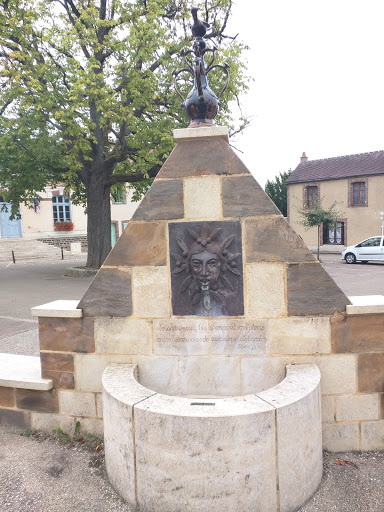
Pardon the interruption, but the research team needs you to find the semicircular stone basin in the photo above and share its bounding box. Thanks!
[102,363,322,512]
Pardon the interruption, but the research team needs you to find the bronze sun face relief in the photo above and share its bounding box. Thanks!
[169,221,244,316]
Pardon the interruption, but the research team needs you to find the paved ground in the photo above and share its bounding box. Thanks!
[0,256,92,356]
[1,254,384,511]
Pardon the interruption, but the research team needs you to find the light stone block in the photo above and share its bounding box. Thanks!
[178,356,241,397]
[134,394,277,512]
[95,317,152,354]
[132,355,181,396]
[96,393,103,418]
[210,319,268,355]
[75,354,133,392]
[184,176,221,219]
[132,267,170,318]
[336,394,379,421]
[361,420,384,450]
[241,357,293,394]
[153,319,209,356]
[78,417,104,437]
[269,317,330,354]
[0,353,52,391]
[30,412,74,434]
[246,264,286,318]
[322,423,359,452]
[297,354,357,394]
[257,365,322,512]
[321,395,335,423]
[31,300,82,318]
[70,242,82,254]
[173,126,229,142]
[59,391,96,417]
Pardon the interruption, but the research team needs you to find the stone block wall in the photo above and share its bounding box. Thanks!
[1,127,383,452]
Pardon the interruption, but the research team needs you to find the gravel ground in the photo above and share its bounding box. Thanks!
[1,426,383,511]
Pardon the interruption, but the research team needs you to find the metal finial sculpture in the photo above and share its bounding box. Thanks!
[173,5,230,127]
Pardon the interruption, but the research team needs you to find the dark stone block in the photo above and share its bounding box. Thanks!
[158,139,250,178]
[39,318,95,352]
[169,221,244,316]
[332,314,384,353]
[287,263,350,316]
[78,268,133,317]
[41,370,75,390]
[358,354,384,392]
[133,179,184,221]
[222,176,281,217]
[104,221,167,267]
[40,352,74,372]
[245,217,315,263]
[0,408,30,429]
[0,387,15,407]
[16,389,59,413]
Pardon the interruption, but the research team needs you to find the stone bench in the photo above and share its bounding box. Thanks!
[102,362,322,512]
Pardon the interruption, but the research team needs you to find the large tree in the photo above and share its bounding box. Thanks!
[265,170,291,217]
[0,0,248,268]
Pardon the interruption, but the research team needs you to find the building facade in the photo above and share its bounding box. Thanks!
[0,185,139,246]
[287,151,384,247]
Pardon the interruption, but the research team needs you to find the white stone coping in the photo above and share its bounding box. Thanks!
[346,295,384,315]
[0,353,53,390]
[173,125,229,142]
[31,300,82,318]
[102,363,320,416]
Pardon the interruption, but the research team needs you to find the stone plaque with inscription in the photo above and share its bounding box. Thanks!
[169,221,244,316]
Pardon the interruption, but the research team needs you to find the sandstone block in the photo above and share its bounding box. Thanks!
[361,420,384,450]
[321,395,335,422]
[322,423,359,452]
[298,354,357,394]
[287,263,349,316]
[246,263,286,318]
[184,176,221,219]
[104,221,167,267]
[41,370,75,390]
[96,393,103,418]
[241,357,293,394]
[40,352,74,372]
[132,266,170,318]
[16,389,59,413]
[245,217,315,262]
[0,408,30,429]
[95,318,152,354]
[210,319,268,355]
[336,394,379,421]
[358,353,384,392]
[75,354,133,392]
[39,317,94,353]
[157,138,250,178]
[332,313,384,352]
[0,386,15,407]
[222,176,281,217]
[132,179,184,221]
[59,391,96,417]
[269,317,330,354]
[78,267,132,317]
[153,319,209,356]
[31,412,74,433]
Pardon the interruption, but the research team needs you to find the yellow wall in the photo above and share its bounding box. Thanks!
[288,175,384,246]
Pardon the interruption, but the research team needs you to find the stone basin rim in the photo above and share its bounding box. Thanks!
[102,362,321,417]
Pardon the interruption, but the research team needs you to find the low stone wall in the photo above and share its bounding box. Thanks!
[37,235,88,251]
[102,363,322,512]
[1,300,383,452]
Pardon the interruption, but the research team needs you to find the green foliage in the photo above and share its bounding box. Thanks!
[265,170,292,217]
[297,201,341,229]
[0,0,249,266]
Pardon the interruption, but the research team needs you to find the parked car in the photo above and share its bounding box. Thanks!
[341,236,384,264]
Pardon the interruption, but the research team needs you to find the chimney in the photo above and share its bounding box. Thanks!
[301,152,308,163]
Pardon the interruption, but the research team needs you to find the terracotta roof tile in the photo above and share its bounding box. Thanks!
[287,150,384,184]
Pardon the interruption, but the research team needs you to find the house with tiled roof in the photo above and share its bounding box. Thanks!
[286,150,384,248]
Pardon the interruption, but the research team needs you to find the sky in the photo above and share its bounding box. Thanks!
[225,0,384,187]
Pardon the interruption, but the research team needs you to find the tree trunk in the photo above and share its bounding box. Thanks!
[86,173,111,269]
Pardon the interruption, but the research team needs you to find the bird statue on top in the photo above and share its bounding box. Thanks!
[173,5,229,127]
